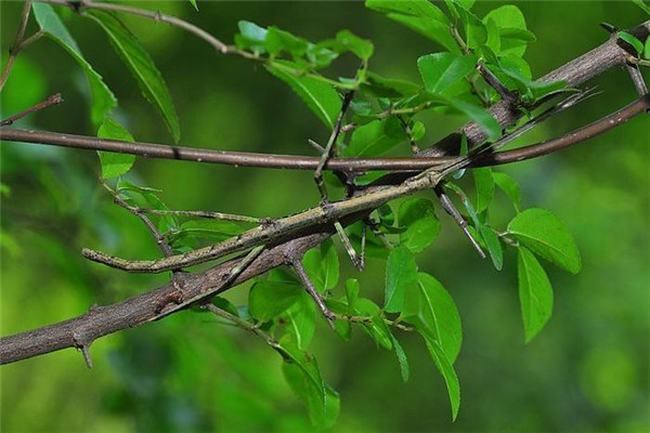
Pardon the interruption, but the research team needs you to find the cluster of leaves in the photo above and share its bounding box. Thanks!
[21,0,603,426]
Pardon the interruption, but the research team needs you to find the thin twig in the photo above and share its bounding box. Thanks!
[138,208,261,224]
[0,93,64,127]
[0,0,33,91]
[626,63,648,97]
[288,255,336,327]
[434,183,485,258]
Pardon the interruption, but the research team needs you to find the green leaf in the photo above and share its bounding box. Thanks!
[211,296,239,317]
[391,334,410,382]
[265,60,342,128]
[478,224,503,271]
[384,246,418,313]
[633,0,650,15]
[344,118,406,157]
[355,298,393,350]
[116,180,178,233]
[345,278,360,309]
[167,219,248,246]
[96,116,135,179]
[31,3,116,124]
[422,336,461,421]
[517,246,553,343]
[86,10,181,143]
[188,0,198,11]
[645,36,650,60]
[278,340,326,406]
[284,293,317,350]
[417,53,477,96]
[249,280,303,322]
[472,167,494,213]
[398,197,441,253]
[365,0,458,53]
[335,30,374,61]
[302,239,339,293]
[618,31,644,55]
[405,273,462,363]
[507,208,581,274]
[235,20,268,54]
[361,71,420,98]
[455,5,486,49]
[492,171,521,211]
[447,97,501,140]
[266,27,309,57]
[494,60,568,102]
[483,5,530,57]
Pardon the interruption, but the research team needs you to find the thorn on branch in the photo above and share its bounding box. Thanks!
[287,255,336,328]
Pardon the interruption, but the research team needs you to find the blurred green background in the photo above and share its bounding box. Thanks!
[1,1,648,432]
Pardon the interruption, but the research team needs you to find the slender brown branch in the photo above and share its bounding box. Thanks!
[287,255,336,327]
[0,0,33,91]
[0,93,63,127]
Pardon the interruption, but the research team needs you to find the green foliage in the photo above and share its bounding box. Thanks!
[384,245,418,313]
[517,246,553,343]
[617,31,644,56]
[423,337,461,420]
[344,118,406,156]
[417,52,476,96]
[633,0,650,15]
[87,10,181,143]
[398,197,441,253]
[249,279,303,322]
[96,116,136,179]
[492,170,521,211]
[472,167,495,213]
[507,208,581,274]
[31,3,116,124]
[302,239,340,293]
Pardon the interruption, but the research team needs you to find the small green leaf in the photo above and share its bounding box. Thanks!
[365,0,458,52]
[398,197,441,253]
[417,53,477,96]
[302,239,339,293]
[32,3,116,124]
[249,280,303,322]
[447,97,501,140]
[86,10,181,142]
[265,27,309,57]
[167,219,248,246]
[517,246,553,343]
[235,20,268,54]
[361,71,421,98]
[478,224,503,271]
[283,359,338,429]
[645,36,650,60]
[472,167,494,213]
[384,246,418,313]
[618,31,644,55]
[211,296,239,317]
[187,0,198,11]
[507,208,581,274]
[422,336,461,421]
[345,278,360,309]
[483,5,530,57]
[97,116,135,179]
[279,340,326,405]
[344,118,406,157]
[391,334,410,382]
[265,60,342,128]
[335,30,374,61]
[455,5,486,49]
[492,171,521,211]
[355,298,393,350]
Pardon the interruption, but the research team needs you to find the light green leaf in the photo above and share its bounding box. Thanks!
[86,10,181,143]
[345,278,360,309]
[618,31,644,55]
[335,30,374,61]
[284,293,317,350]
[265,60,341,128]
[422,336,461,421]
[398,197,441,253]
[355,298,393,350]
[417,52,477,96]
[266,27,309,57]
[447,97,501,140]
[302,239,339,293]
[211,296,239,317]
[249,280,303,322]
[235,20,268,54]
[384,246,418,313]
[391,334,410,382]
[188,0,198,11]
[455,5,486,49]
[473,167,494,213]
[483,5,529,57]
[517,246,553,343]
[645,36,650,60]
[492,171,521,211]
[32,3,116,124]
[365,0,458,52]
[96,116,135,179]
[507,208,581,274]
[279,340,326,406]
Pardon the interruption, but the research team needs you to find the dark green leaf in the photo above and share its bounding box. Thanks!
[365,0,458,52]
[212,296,239,317]
[361,71,421,98]
[167,219,247,246]
[249,280,303,322]
[633,0,650,15]
[278,340,326,406]
[618,31,644,55]
[507,208,581,274]
[492,171,521,211]
[473,167,494,213]
[422,335,461,421]
[335,30,374,60]
[96,116,135,179]
[517,246,553,343]
[384,246,418,313]
[86,10,181,142]
[478,224,503,271]
[417,53,477,96]
[32,3,116,124]
[302,239,339,293]
[265,60,342,128]
[266,27,309,57]
[344,118,406,157]
[284,293,317,350]
[398,197,441,253]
